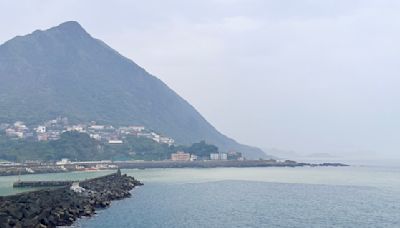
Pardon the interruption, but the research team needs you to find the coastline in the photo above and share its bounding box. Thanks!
[0,160,348,177]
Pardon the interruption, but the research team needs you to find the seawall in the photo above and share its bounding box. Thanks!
[0,170,143,228]
[112,160,347,169]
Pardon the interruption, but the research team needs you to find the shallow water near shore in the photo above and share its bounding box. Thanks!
[1,165,400,227]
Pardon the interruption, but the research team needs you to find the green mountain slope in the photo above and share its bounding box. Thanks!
[0,21,266,159]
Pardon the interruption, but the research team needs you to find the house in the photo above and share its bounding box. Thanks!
[210,153,228,160]
[130,126,145,132]
[36,125,46,133]
[190,154,198,161]
[37,133,48,141]
[89,125,105,130]
[210,153,219,160]
[56,158,71,165]
[220,153,228,160]
[90,134,101,141]
[66,125,86,133]
[108,140,123,144]
[171,151,190,161]
[160,137,175,146]
[6,129,24,138]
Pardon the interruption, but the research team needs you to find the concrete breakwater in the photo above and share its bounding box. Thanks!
[0,170,143,228]
[0,166,67,177]
[13,181,74,188]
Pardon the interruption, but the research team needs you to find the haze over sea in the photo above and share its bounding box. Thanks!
[1,162,399,228]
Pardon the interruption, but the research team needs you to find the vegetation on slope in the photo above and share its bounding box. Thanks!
[0,131,220,162]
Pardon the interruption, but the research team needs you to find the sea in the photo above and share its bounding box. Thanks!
[1,161,399,228]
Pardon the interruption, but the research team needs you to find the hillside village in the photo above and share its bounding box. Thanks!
[0,117,174,146]
[0,117,244,163]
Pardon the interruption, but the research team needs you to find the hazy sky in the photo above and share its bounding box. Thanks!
[1,0,399,158]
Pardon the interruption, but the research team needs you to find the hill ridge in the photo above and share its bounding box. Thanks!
[0,21,266,159]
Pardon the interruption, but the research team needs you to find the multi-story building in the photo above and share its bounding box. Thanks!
[210,153,228,160]
[171,151,190,161]
[210,153,219,160]
[220,153,228,160]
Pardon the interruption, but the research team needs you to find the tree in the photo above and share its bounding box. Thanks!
[186,140,219,158]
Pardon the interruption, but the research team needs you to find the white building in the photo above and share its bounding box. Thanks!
[160,137,175,146]
[220,153,228,160]
[14,121,26,128]
[89,125,105,130]
[210,153,228,160]
[151,132,161,143]
[36,125,46,133]
[130,126,145,132]
[6,129,24,138]
[56,158,71,165]
[90,134,102,141]
[190,154,198,161]
[137,132,152,138]
[210,153,220,160]
[66,125,86,133]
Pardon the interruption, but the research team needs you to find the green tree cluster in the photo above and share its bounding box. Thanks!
[0,132,220,162]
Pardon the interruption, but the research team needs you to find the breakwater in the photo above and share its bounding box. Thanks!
[0,160,349,177]
[0,166,67,176]
[114,160,348,169]
[0,170,143,228]
[13,180,74,188]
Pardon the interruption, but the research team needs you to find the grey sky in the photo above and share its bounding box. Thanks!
[1,0,399,158]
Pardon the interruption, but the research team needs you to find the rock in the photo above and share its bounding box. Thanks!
[0,171,141,227]
[35,224,47,228]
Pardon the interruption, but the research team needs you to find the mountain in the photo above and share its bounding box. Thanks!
[0,21,266,159]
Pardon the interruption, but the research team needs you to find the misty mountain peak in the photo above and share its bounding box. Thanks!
[48,21,87,35]
[57,21,83,29]
[43,21,91,40]
[0,22,266,159]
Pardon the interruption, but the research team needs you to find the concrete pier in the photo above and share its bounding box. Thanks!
[13,180,74,188]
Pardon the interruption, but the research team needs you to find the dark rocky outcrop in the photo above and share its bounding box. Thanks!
[0,170,143,227]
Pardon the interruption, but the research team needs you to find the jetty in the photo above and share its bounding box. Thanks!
[13,180,74,188]
[0,170,143,228]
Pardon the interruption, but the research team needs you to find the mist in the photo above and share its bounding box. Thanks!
[1,0,399,159]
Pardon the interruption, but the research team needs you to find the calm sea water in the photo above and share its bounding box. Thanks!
[1,165,400,227]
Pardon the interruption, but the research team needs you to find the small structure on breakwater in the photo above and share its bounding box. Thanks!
[0,170,143,228]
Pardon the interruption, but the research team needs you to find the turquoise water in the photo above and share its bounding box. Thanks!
[1,166,400,227]
[0,170,115,196]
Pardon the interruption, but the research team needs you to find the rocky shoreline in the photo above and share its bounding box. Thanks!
[0,170,143,228]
